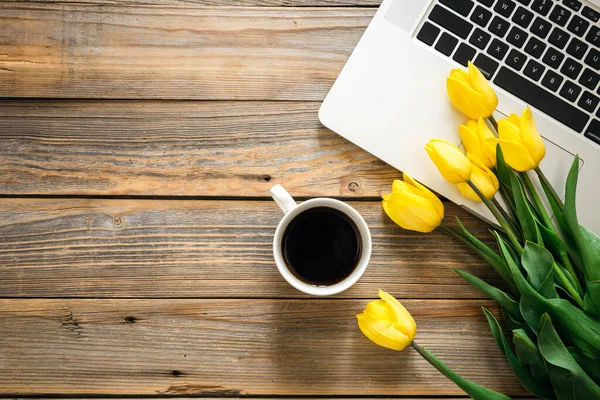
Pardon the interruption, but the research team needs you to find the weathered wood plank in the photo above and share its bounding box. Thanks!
[0,198,500,299]
[4,0,382,5]
[0,101,398,197]
[0,299,524,395]
[0,4,373,100]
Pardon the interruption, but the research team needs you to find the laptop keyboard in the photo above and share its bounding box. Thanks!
[416,0,600,146]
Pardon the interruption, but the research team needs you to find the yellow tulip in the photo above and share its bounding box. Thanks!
[447,61,498,119]
[457,154,500,201]
[425,139,473,184]
[382,173,444,233]
[459,117,497,168]
[497,107,546,171]
[357,289,417,351]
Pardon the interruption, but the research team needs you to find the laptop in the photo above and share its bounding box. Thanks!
[319,0,600,235]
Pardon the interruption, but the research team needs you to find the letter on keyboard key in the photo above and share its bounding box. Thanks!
[487,38,510,60]
[585,49,600,70]
[524,37,546,58]
[524,59,545,81]
[549,5,572,26]
[494,0,516,18]
[560,58,583,80]
[489,16,511,38]
[577,91,600,113]
[469,28,492,50]
[560,80,582,102]
[542,47,565,69]
[542,70,564,91]
[579,68,600,91]
[470,6,492,27]
[567,15,589,37]
[530,17,552,39]
[429,5,473,39]
[494,67,589,132]
[566,38,589,60]
[506,49,528,71]
[584,120,600,146]
[512,6,534,28]
[473,53,499,80]
[548,27,570,49]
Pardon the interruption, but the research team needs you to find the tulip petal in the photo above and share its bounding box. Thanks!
[403,173,444,220]
[467,61,498,114]
[498,117,522,144]
[446,77,490,120]
[459,123,483,160]
[357,314,411,351]
[425,139,473,183]
[520,107,546,166]
[382,192,441,233]
[364,300,393,320]
[497,139,537,172]
[467,154,499,199]
[458,182,481,202]
[379,290,417,340]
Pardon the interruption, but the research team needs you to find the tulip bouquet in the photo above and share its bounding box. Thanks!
[359,62,600,399]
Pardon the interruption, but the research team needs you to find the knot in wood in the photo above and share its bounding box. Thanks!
[347,181,360,193]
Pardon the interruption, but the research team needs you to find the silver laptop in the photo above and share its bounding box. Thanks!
[319,0,600,235]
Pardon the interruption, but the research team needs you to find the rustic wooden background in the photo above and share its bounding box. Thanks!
[0,1,528,397]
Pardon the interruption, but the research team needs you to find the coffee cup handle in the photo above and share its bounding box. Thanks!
[270,185,297,214]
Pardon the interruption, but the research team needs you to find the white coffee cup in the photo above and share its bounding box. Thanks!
[270,185,372,296]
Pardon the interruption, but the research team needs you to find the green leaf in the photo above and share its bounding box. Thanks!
[510,173,541,245]
[584,281,600,320]
[503,308,531,335]
[521,242,558,299]
[537,222,569,266]
[456,217,516,292]
[483,308,554,399]
[513,329,543,366]
[563,156,600,284]
[496,144,512,188]
[497,234,600,360]
[569,347,600,384]
[537,314,600,399]
[412,343,513,400]
[454,268,521,321]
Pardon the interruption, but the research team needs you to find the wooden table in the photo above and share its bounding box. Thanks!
[0,1,528,397]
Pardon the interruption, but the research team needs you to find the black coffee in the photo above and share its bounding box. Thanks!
[282,207,362,285]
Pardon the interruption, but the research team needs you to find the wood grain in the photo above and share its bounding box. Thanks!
[0,299,525,395]
[0,100,398,197]
[6,0,381,5]
[0,4,373,100]
[0,198,501,299]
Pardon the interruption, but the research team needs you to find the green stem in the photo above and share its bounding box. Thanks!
[410,342,512,400]
[491,197,521,239]
[487,114,499,132]
[534,166,563,210]
[558,254,581,295]
[552,261,584,307]
[521,172,553,230]
[467,180,523,254]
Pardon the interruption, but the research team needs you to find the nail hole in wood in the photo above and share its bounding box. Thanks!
[171,370,183,377]
[124,316,137,324]
[260,174,272,182]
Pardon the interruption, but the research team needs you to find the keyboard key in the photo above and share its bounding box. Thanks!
[429,5,473,39]
[453,43,477,66]
[524,37,546,58]
[549,5,572,26]
[585,49,600,69]
[561,58,583,79]
[543,47,566,69]
[578,91,600,112]
[507,26,528,47]
[531,0,553,15]
[562,0,582,12]
[487,38,510,60]
[567,15,590,37]
[477,0,494,6]
[581,6,600,22]
[560,80,582,102]
[471,5,493,27]
[473,53,499,79]
[524,59,546,80]
[584,120,600,145]
[566,38,589,60]
[469,28,492,50]
[495,0,517,17]
[435,32,459,56]
[579,68,600,91]
[542,70,564,91]
[440,0,474,17]
[549,27,570,49]
[417,22,441,46]
[512,6,534,27]
[506,49,528,70]
[530,17,552,39]
[495,67,589,131]
[515,0,531,4]
[586,26,600,47]
[489,16,511,37]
